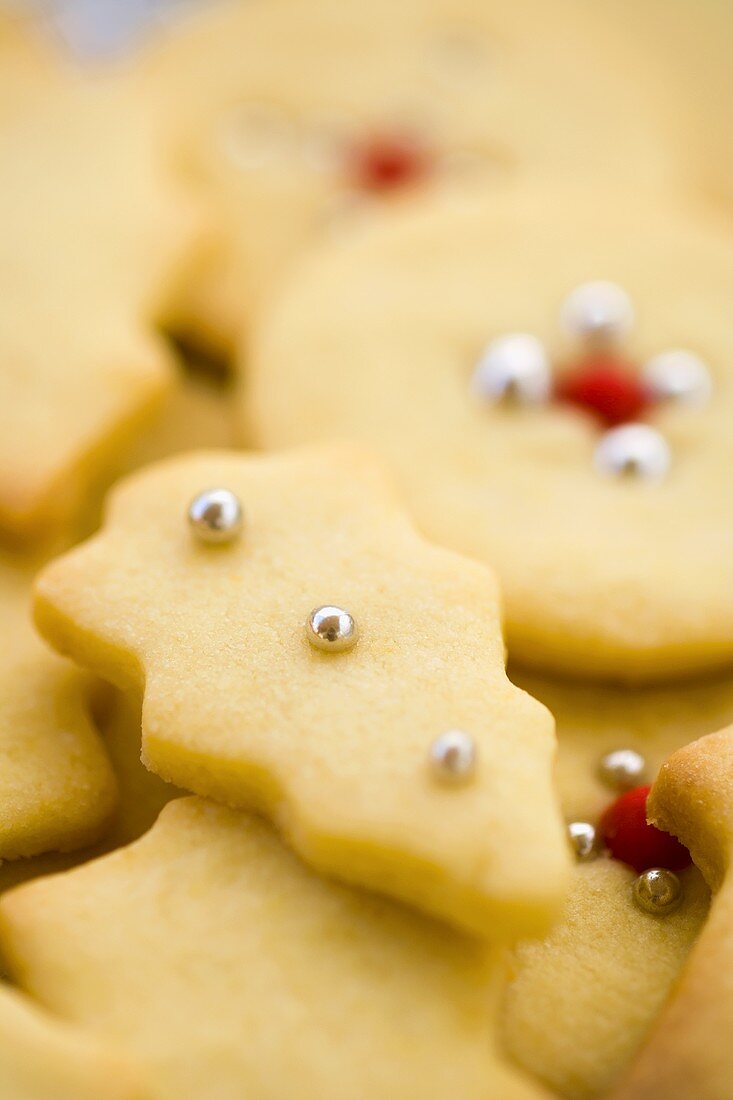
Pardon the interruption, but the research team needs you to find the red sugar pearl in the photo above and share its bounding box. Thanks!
[349,133,431,193]
[599,785,691,873]
[556,354,651,427]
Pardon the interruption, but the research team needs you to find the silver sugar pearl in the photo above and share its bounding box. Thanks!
[306,606,359,653]
[594,423,671,483]
[561,281,634,345]
[598,748,647,792]
[188,488,244,544]
[642,349,712,407]
[429,730,477,784]
[633,868,683,916]
[470,333,551,406]
[567,821,599,862]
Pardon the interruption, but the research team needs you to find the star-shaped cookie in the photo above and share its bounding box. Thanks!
[0,53,201,541]
[132,0,683,353]
[611,726,733,1099]
[0,797,548,1100]
[32,445,568,937]
[0,982,145,1100]
[0,553,117,861]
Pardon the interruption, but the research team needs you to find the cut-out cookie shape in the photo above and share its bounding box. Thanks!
[0,686,180,897]
[0,797,549,1100]
[0,553,117,861]
[501,859,709,1100]
[133,0,683,352]
[0,983,145,1100]
[250,184,733,682]
[611,726,733,1099]
[0,64,201,541]
[32,446,569,937]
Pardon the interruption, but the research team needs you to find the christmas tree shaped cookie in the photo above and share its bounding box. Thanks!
[0,797,548,1100]
[32,446,568,937]
[249,183,733,681]
[0,61,200,541]
[0,983,145,1100]
[612,727,733,1099]
[0,553,116,861]
[133,0,682,352]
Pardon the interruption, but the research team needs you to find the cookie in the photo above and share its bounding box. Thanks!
[0,686,179,896]
[250,183,733,682]
[32,445,569,937]
[0,63,201,541]
[501,859,709,1100]
[79,365,238,539]
[514,670,733,822]
[611,727,733,1099]
[495,672,733,1097]
[0,796,548,1100]
[0,983,145,1100]
[0,553,117,861]
[134,0,683,352]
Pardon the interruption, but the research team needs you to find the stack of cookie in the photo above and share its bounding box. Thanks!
[0,2,732,1097]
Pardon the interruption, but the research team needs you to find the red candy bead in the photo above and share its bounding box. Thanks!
[349,133,431,193]
[599,785,691,873]
[556,354,650,427]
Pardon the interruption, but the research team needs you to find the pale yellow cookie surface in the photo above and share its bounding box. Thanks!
[499,672,725,1097]
[0,797,548,1100]
[0,686,179,896]
[0,555,116,861]
[514,670,733,821]
[250,185,733,682]
[0,68,201,541]
[612,727,733,1099]
[502,859,708,1100]
[134,0,683,351]
[0,983,146,1100]
[32,445,568,938]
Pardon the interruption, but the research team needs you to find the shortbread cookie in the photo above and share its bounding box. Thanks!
[502,859,708,1100]
[514,670,733,821]
[251,184,733,681]
[134,0,682,351]
[0,983,145,1100]
[611,727,733,1099]
[0,797,548,1100]
[497,672,729,1097]
[0,69,201,541]
[0,554,117,861]
[32,446,568,937]
[0,687,179,896]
